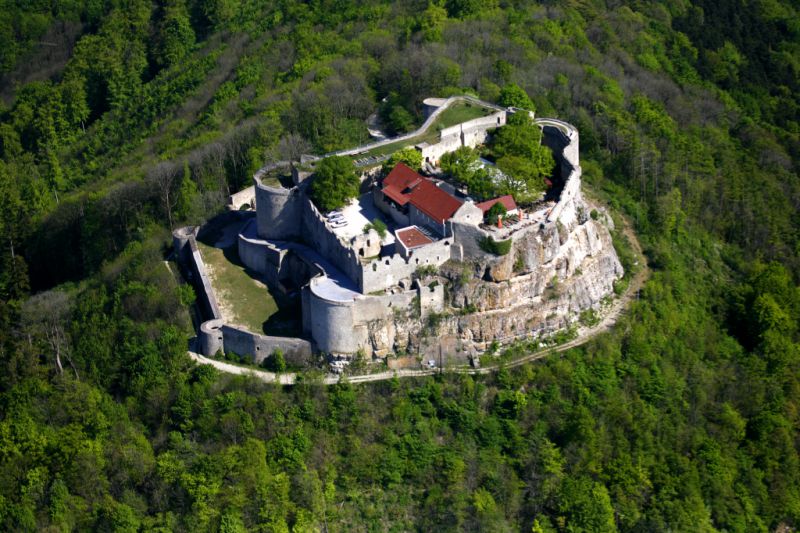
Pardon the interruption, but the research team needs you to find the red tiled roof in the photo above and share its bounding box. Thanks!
[383,162,421,191]
[396,226,433,249]
[476,194,518,213]
[406,179,462,224]
[382,185,409,206]
[381,163,462,224]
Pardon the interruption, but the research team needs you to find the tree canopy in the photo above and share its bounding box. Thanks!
[309,156,360,212]
[0,0,797,530]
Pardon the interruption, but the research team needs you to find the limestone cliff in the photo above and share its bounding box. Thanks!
[364,194,623,360]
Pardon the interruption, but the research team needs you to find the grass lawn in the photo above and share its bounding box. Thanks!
[197,241,281,334]
[433,101,493,129]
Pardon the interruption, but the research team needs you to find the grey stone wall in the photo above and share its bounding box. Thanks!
[173,227,222,322]
[300,197,364,288]
[228,186,255,210]
[254,177,303,240]
[361,239,453,293]
[220,324,313,366]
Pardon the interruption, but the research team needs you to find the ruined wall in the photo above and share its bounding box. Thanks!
[537,119,581,224]
[361,239,454,293]
[173,227,222,322]
[228,186,255,211]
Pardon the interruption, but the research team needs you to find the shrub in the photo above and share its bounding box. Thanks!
[364,218,388,239]
[383,148,422,172]
[486,202,507,225]
[478,236,512,255]
[263,347,287,372]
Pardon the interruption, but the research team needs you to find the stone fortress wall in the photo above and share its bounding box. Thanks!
[177,97,622,363]
[173,225,313,365]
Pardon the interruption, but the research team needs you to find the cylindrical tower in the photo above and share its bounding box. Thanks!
[200,318,225,356]
[172,226,197,265]
[308,278,358,354]
[254,176,302,240]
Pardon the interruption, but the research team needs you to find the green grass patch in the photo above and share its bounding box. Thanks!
[433,101,493,129]
[197,242,282,334]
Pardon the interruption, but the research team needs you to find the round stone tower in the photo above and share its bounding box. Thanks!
[254,175,303,240]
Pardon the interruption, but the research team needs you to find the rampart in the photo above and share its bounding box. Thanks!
[173,227,221,321]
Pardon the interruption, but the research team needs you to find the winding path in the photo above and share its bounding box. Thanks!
[188,213,648,385]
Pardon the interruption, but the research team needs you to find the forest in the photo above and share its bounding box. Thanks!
[0,0,798,531]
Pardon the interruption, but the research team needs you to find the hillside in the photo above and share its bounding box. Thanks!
[0,1,798,531]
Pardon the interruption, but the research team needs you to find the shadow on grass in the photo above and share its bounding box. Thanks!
[219,244,303,338]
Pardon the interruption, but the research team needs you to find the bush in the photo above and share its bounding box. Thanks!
[309,156,359,212]
[262,347,287,372]
[485,202,507,225]
[383,148,422,172]
[478,236,513,255]
[363,218,388,239]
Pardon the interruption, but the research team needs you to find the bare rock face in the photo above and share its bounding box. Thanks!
[371,195,624,356]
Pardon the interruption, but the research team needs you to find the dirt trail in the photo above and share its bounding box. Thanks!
[188,214,649,385]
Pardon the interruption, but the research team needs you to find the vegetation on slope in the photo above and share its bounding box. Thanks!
[0,0,798,530]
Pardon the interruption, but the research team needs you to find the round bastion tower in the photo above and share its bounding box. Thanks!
[254,174,303,240]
